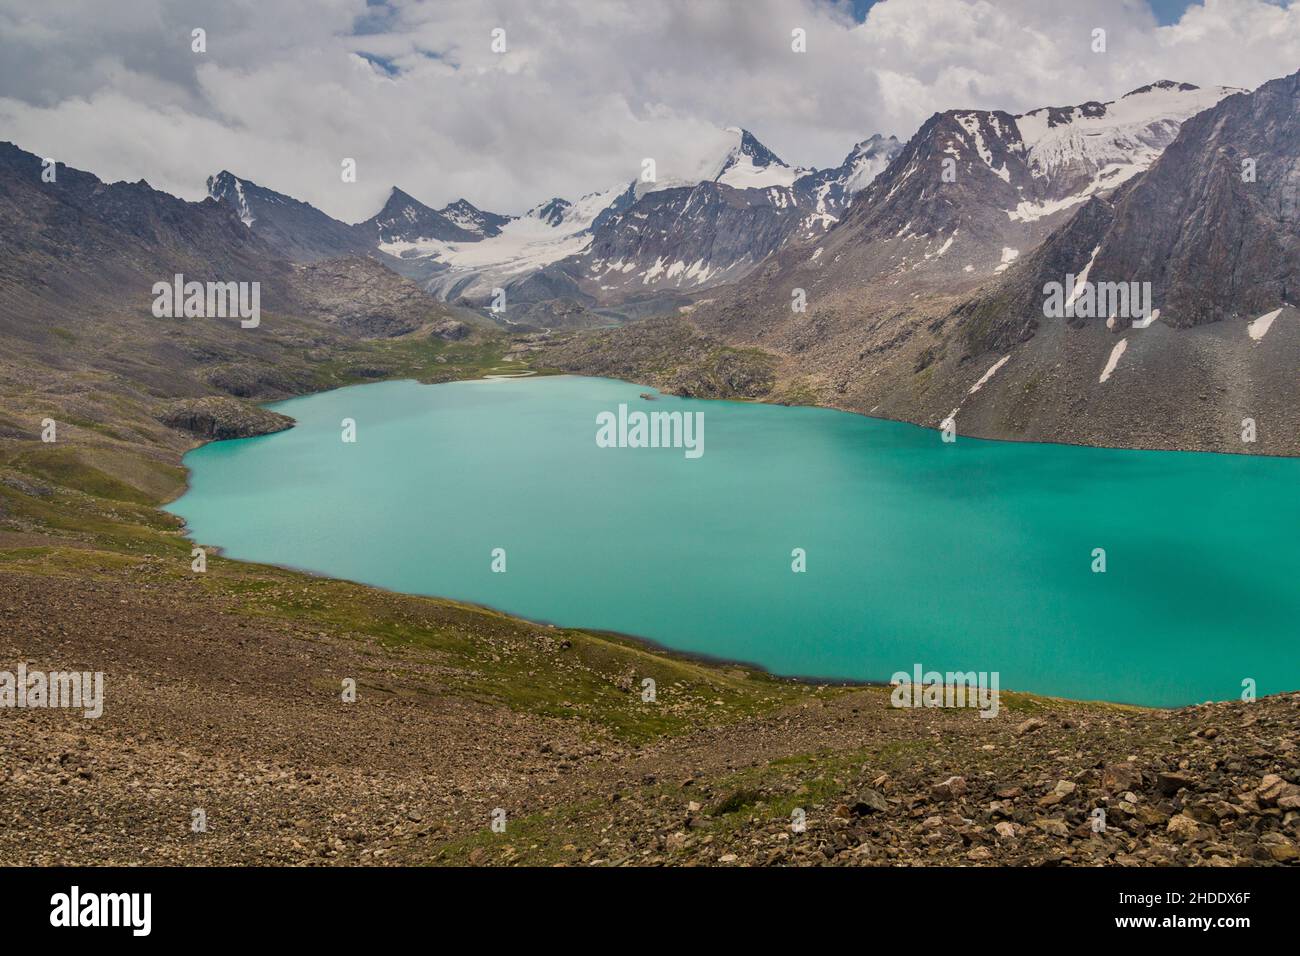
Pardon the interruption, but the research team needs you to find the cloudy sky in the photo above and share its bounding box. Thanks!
[2,0,1298,221]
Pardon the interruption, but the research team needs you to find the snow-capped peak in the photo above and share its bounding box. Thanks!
[438,197,512,237]
[710,127,804,190]
[1015,81,1243,181]
[841,134,903,194]
[630,127,805,197]
[525,197,572,227]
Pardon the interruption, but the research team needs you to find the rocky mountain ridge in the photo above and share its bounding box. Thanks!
[543,71,1300,457]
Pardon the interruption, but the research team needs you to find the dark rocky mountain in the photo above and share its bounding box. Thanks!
[547,72,1300,455]
[719,127,787,173]
[192,129,900,324]
[957,72,1298,347]
[555,130,905,301]
[356,186,486,246]
[198,88,1231,325]
[573,179,813,296]
[206,170,373,262]
[0,141,484,407]
[206,173,514,263]
[417,129,904,321]
[826,82,1239,289]
[666,82,1240,356]
[438,197,511,238]
[1,144,295,326]
[530,197,572,227]
[793,134,902,232]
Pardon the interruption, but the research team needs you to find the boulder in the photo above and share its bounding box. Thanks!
[930,776,968,802]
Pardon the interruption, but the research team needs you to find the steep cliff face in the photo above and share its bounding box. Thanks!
[1072,75,1298,327]
[828,83,1241,288]
[956,72,1298,345]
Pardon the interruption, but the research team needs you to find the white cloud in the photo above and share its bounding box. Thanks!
[0,0,1296,222]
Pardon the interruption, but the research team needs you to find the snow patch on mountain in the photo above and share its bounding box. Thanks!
[1248,308,1283,341]
[969,355,1010,394]
[1099,338,1128,383]
[1016,81,1240,183]
[955,113,1012,182]
[994,247,1020,273]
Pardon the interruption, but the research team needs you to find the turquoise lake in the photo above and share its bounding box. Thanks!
[166,375,1300,707]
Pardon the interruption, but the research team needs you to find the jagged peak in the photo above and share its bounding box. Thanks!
[367,186,439,222]
[1122,80,1200,98]
[205,170,243,197]
[719,127,786,170]
[527,196,571,226]
[385,185,422,204]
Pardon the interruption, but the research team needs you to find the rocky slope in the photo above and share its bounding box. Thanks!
[1,144,296,323]
[1,549,1296,867]
[290,256,481,339]
[538,316,777,399]
[796,81,1238,295]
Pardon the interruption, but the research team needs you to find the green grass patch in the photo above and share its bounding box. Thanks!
[9,446,155,504]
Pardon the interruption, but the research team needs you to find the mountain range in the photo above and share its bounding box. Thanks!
[3,71,1297,454]
[567,72,1299,455]
[201,82,1239,323]
[201,126,905,324]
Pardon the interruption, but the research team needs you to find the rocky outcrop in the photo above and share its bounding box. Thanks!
[542,317,777,399]
[430,319,470,341]
[291,256,467,338]
[158,397,294,440]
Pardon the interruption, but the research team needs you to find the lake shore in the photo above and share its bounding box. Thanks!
[4,342,1298,868]
[168,373,1300,708]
